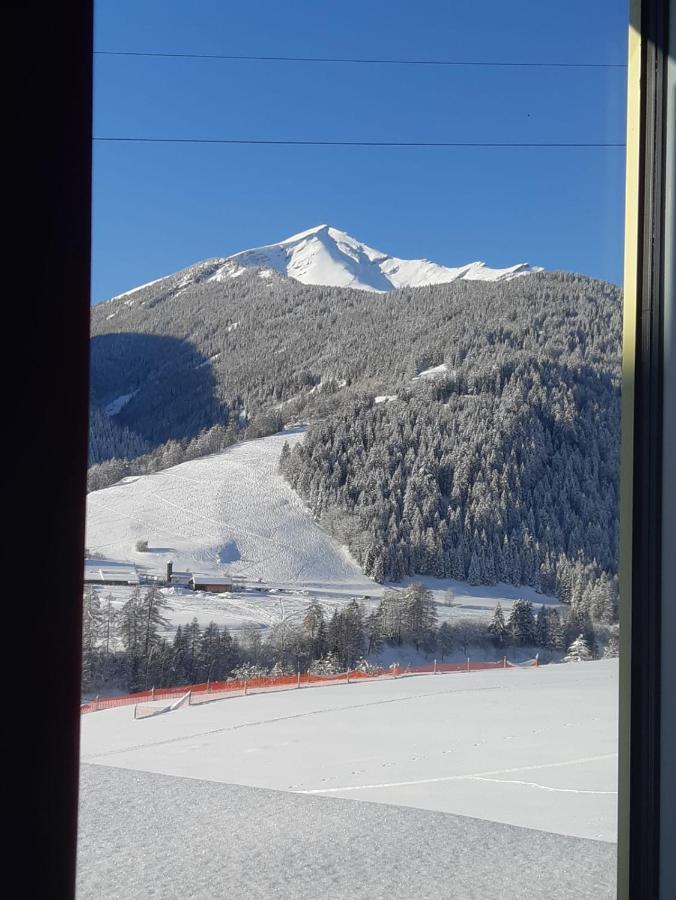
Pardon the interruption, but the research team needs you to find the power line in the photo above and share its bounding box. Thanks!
[95,49,627,69]
[94,136,626,148]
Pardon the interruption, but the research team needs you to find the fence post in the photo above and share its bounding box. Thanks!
[434,659,437,674]
[503,656,507,668]
[346,669,350,684]
[297,670,301,689]
[134,705,137,720]
[535,652,539,668]
[95,695,99,712]
[467,657,470,673]
[244,679,248,696]
[188,689,192,706]
[151,687,155,701]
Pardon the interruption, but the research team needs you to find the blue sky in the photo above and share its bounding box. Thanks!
[92,0,628,301]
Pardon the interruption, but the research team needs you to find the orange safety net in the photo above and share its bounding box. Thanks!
[81,657,541,714]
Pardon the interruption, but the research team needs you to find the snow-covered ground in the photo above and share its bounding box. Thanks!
[85,430,562,635]
[81,659,618,842]
[86,428,369,589]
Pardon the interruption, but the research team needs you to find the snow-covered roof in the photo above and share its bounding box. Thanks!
[84,560,139,584]
[190,574,233,585]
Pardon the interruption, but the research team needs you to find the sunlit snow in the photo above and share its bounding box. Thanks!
[209,225,542,293]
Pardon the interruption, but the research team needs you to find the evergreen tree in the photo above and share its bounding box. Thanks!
[547,609,566,650]
[303,599,327,660]
[365,608,384,655]
[139,587,172,658]
[564,633,592,662]
[82,588,104,689]
[508,599,536,646]
[603,626,620,658]
[118,587,142,654]
[488,602,508,648]
[535,605,550,647]
[379,591,406,645]
[82,587,104,654]
[403,583,437,650]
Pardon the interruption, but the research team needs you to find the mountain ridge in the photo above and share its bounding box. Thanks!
[109,225,542,300]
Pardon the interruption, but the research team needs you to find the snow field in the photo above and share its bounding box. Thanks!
[86,428,371,589]
[81,658,618,841]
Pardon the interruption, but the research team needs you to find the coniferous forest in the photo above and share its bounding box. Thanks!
[82,585,618,695]
[89,268,621,613]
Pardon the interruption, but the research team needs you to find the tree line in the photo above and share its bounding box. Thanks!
[82,585,618,694]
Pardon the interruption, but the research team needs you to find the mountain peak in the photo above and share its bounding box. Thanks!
[111,226,542,301]
[211,226,541,292]
[281,224,331,242]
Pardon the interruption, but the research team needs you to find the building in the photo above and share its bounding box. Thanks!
[189,574,233,593]
[168,570,193,587]
[84,560,139,586]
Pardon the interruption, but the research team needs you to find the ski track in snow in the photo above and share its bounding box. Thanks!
[298,753,618,794]
[83,683,505,762]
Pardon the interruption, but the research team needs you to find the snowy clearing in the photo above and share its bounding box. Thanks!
[81,658,618,842]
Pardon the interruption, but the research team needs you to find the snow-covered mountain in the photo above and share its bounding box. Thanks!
[210,225,541,292]
[112,225,541,300]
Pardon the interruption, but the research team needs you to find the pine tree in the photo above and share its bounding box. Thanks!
[379,591,406,645]
[303,599,327,660]
[603,626,620,658]
[403,583,437,650]
[488,602,508,648]
[82,588,104,690]
[200,621,222,681]
[82,587,104,654]
[365,608,384,655]
[171,625,189,684]
[102,592,117,659]
[118,587,142,653]
[467,552,482,586]
[508,599,536,646]
[535,605,549,647]
[139,587,172,658]
[547,609,566,650]
[564,633,592,662]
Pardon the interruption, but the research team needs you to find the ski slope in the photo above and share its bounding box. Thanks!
[86,428,371,592]
[81,659,618,842]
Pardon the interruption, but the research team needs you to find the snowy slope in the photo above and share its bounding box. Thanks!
[86,429,372,593]
[80,659,618,842]
[111,224,541,299]
[211,224,541,292]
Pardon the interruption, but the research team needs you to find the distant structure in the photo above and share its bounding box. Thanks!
[84,560,139,586]
[189,574,233,593]
[166,561,192,587]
